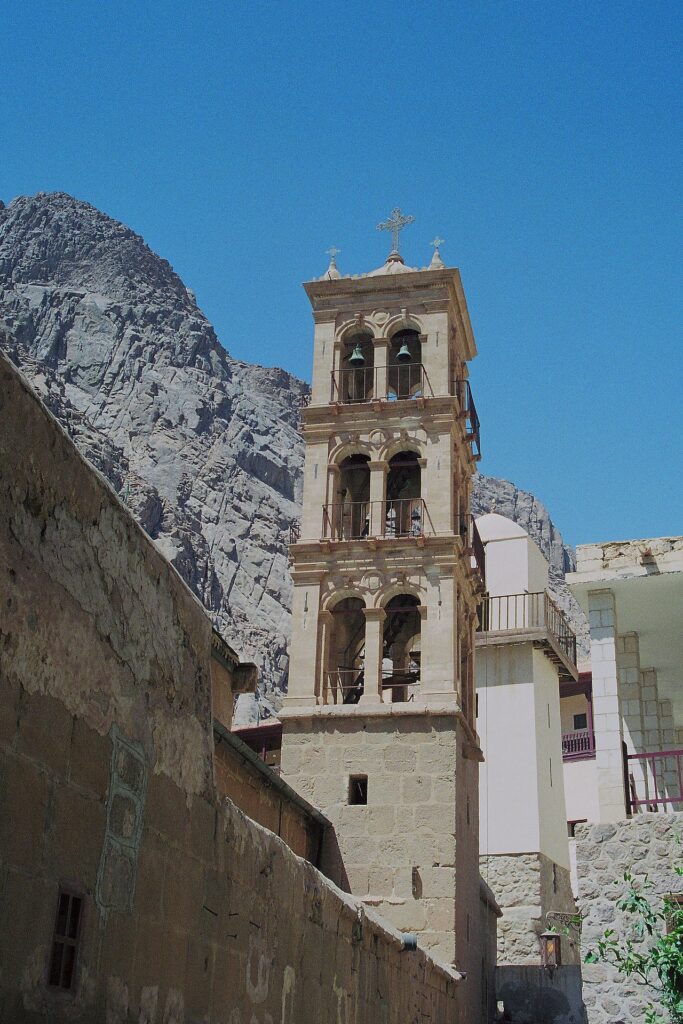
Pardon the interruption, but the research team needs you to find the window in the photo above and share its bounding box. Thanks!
[573,713,588,731]
[48,889,83,991]
[348,775,368,805]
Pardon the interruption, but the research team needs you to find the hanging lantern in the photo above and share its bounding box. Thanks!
[348,343,365,367]
[396,342,411,363]
[540,931,561,969]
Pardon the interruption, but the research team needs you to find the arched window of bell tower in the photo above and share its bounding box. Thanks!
[387,329,422,400]
[328,453,370,540]
[385,451,422,537]
[382,594,421,702]
[327,596,366,705]
[338,332,374,403]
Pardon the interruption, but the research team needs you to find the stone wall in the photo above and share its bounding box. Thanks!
[496,965,587,1024]
[280,707,487,1021]
[481,853,579,966]
[576,814,683,1023]
[0,353,464,1021]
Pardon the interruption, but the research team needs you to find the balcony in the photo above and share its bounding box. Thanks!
[458,513,486,585]
[453,379,481,460]
[627,748,683,813]
[562,728,596,761]
[330,364,433,404]
[322,498,433,541]
[476,591,578,681]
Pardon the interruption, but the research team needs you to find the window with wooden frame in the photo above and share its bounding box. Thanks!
[48,889,83,991]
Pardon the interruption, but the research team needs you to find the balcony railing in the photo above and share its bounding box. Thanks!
[627,748,683,813]
[324,668,420,705]
[458,513,486,584]
[453,379,481,460]
[477,591,577,669]
[322,498,433,540]
[330,364,433,404]
[562,729,596,761]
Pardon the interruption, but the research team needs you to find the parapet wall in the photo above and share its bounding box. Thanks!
[576,814,682,1023]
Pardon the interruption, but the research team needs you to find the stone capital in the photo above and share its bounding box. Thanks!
[364,607,387,623]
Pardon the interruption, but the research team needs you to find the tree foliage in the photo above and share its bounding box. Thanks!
[585,865,683,1024]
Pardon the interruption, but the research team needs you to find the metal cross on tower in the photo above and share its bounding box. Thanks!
[326,246,341,260]
[377,208,415,254]
[430,236,445,251]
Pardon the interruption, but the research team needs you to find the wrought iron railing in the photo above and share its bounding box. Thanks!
[289,521,301,544]
[477,591,577,668]
[322,498,432,540]
[627,748,683,813]
[457,513,486,584]
[330,364,433,404]
[562,729,596,761]
[323,667,420,705]
[453,379,481,460]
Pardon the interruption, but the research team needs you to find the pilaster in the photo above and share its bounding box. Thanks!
[588,590,626,822]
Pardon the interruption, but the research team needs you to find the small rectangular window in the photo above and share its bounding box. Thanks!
[48,889,83,991]
[573,713,588,731]
[348,775,368,805]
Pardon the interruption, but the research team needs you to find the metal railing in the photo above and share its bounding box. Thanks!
[477,591,577,667]
[289,521,301,544]
[322,498,432,540]
[562,729,596,760]
[458,513,486,584]
[330,364,433,404]
[627,748,683,813]
[323,667,420,705]
[453,379,481,460]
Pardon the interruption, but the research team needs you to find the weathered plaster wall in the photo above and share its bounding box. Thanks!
[496,965,587,1024]
[576,814,682,1023]
[0,354,464,1021]
[481,853,579,966]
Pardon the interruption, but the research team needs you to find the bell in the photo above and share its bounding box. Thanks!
[348,343,365,367]
[396,342,411,363]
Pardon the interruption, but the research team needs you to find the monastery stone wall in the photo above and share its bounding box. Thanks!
[481,853,579,966]
[0,353,463,1021]
[576,814,682,1023]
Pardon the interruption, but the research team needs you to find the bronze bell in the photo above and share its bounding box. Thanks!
[396,342,411,363]
[348,343,365,367]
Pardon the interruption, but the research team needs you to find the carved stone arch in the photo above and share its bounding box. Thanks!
[374,580,425,609]
[337,317,376,343]
[383,312,424,339]
[328,439,375,466]
[379,436,425,463]
[322,586,369,612]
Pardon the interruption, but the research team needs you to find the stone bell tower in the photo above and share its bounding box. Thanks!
[280,214,486,990]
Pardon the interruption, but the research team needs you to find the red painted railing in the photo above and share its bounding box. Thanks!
[562,729,595,761]
[627,748,683,813]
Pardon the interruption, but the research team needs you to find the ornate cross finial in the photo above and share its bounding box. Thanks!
[377,207,415,254]
[431,236,445,251]
[326,245,341,261]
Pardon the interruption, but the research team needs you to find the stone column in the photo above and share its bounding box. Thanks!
[318,609,334,704]
[418,573,456,701]
[373,339,388,400]
[368,461,387,536]
[285,584,321,707]
[325,464,341,538]
[588,590,627,822]
[361,607,385,704]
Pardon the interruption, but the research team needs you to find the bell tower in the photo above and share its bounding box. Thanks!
[280,216,486,988]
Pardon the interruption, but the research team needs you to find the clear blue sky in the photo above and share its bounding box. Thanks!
[2,1,681,548]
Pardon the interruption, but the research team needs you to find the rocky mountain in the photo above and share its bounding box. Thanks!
[0,192,587,715]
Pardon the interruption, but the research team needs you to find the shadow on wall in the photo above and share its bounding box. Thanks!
[496,965,588,1024]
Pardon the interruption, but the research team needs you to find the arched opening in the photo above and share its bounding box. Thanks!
[329,453,370,539]
[382,595,421,701]
[328,597,366,704]
[387,329,422,400]
[338,332,375,403]
[385,450,422,536]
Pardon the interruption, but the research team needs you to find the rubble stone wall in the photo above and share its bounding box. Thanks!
[0,353,463,1021]
[576,814,683,1023]
[481,853,580,966]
